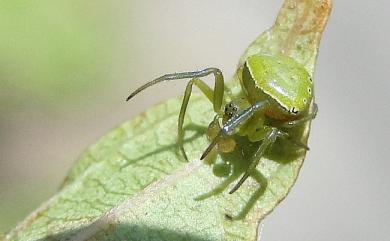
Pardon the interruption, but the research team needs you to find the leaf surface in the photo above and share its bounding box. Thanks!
[5,1,332,240]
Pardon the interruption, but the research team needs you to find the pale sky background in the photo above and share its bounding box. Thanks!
[0,1,389,240]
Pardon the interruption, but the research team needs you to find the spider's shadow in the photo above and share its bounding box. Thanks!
[196,124,307,220]
[38,224,214,241]
[119,123,206,170]
[120,122,305,220]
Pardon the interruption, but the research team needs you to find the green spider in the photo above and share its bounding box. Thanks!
[126,53,317,194]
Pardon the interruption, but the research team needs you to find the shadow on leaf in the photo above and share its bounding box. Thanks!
[38,223,214,241]
[120,123,207,170]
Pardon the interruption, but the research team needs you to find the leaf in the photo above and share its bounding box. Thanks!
[5,1,332,240]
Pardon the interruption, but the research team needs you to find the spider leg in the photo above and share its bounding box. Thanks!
[228,103,317,193]
[126,68,225,161]
[229,127,280,194]
[282,103,318,128]
[178,77,224,161]
[200,100,270,160]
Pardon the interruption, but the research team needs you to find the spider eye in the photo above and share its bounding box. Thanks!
[290,107,299,114]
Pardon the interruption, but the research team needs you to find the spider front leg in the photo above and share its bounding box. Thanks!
[273,103,319,150]
[200,100,274,192]
[178,75,225,160]
[228,104,319,193]
[229,127,283,194]
[126,68,225,161]
[281,103,318,128]
[201,100,270,160]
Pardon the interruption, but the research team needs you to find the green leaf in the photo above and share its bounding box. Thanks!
[5,0,332,240]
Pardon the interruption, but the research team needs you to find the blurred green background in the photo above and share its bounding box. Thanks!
[0,0,122,231]
[1,1,390,240]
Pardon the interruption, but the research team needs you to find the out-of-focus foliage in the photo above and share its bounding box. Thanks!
[0,0,115,111]
[0,0,119,232]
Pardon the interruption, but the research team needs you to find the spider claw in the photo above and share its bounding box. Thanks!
[200,137,219,160]
[180,146,189,162]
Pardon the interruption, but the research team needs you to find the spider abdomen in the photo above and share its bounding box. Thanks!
[241,54,313,120]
